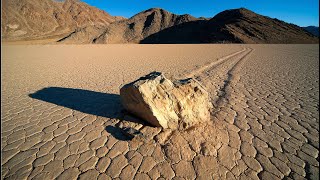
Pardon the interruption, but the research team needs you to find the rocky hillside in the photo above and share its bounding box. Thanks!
[1,0,117,41]
[205,8,318,43]
[142,8,319,44]
[67,8,198,44]
[2,2,318,44]
[303,26,319,37]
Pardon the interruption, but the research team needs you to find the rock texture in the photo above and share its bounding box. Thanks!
[2,2,318,43]
[204,8,319,43]
[141,8,319,44]
[2,44,319,179]
[120,72,212,129]
[1,0,117,41]
[94,8,198,44]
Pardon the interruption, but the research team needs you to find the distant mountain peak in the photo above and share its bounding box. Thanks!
[236,7,252,12]
[135,8,196,21]
[2,4,318,44]
[146,7,163,11]
[142,8,169,14]
[303,26,319,37]
[212,7,258,20]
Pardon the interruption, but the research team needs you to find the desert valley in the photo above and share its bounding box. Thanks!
[1,0,319,180]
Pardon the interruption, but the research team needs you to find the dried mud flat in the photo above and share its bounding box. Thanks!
[1,44,319,180]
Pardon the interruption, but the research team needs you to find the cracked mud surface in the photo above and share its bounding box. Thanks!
[2,44,319,179]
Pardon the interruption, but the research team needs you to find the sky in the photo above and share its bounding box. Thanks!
[81,0,319,27]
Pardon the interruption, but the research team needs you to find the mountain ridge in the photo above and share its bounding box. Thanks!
[303,26,319,37]
[2,2,318,44]
[1,0,118,41]
[141,7,318,44]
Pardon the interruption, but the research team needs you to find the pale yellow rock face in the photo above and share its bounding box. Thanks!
[120,72,212,129]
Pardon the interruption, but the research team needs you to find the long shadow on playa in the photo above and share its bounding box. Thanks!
[29,87,123,119]
[29,87,146,140]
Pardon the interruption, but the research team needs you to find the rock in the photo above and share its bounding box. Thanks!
[121,127,144,140]
[120,72,212,129]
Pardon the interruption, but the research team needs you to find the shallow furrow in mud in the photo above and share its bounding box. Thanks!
[184,47,253,112]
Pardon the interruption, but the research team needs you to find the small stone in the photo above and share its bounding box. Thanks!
[121,127,144,139]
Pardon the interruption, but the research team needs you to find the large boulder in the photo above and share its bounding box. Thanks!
[120,72,212,129]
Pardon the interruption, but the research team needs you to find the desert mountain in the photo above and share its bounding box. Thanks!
[59,8,198,43]
[303,26,319,37]
[142,8,318,44]
[1,0,117,41]
[2,2,318,44]
[205,8,318,43]
[62,8,198,44]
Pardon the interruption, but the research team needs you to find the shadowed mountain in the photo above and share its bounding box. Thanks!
[93,8,199,44]
[303,26,319,37]
[1,0,118,41]
[204,8,318,43]
[2,2,318,43]
[142,8,318,44]
[56,25,107,43]
[140,20,208,44]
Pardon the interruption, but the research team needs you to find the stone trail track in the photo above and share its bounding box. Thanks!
[1,45,319,180]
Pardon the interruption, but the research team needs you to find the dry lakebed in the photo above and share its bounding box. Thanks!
[1,44,319,179]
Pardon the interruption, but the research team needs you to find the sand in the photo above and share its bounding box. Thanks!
[1,44,319,179]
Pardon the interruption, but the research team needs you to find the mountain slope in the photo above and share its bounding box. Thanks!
[142,8,318,44]
[92,8,198,44]
[2,3,318,44]
[1,0,116,41]
[303,26,319,37]
[205,8,318,43]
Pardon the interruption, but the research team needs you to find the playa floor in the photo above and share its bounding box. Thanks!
[1,44,319,179]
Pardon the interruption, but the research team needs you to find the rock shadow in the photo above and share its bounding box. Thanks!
[29,87,145,124]
[105,126,133,141]
[29,87,123,119]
